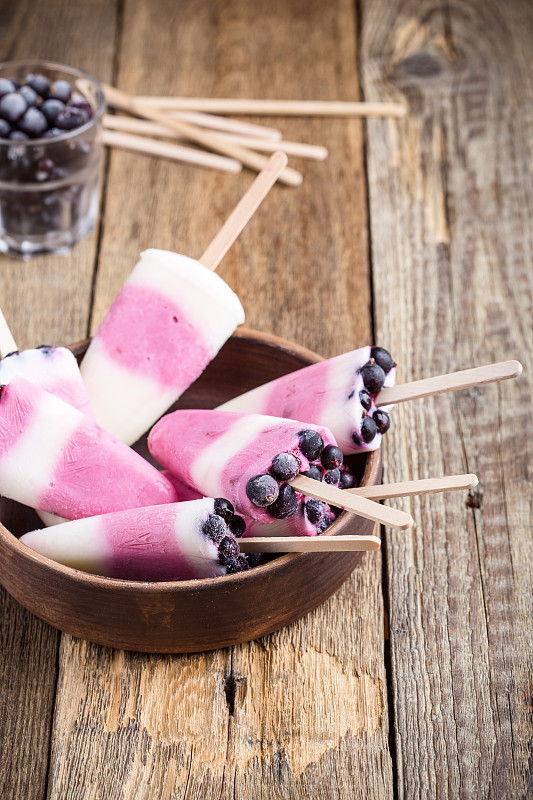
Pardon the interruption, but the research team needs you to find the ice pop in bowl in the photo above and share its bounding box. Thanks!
[0,329,381,652]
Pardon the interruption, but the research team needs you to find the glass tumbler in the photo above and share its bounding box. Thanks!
[0,60,105,257]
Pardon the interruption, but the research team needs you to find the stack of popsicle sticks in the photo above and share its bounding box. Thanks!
[101,83,406,183]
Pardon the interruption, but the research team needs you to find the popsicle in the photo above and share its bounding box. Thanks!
[218,345,396,454]
[19,498,252,581]
[148,408,413,529]
[80,152,288,445]
[0,376,178,520]
[0,345,94,418]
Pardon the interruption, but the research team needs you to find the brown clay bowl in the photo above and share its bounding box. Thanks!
[0,328,381,653]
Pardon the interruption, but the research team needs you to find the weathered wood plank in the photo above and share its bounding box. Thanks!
[360,0,533,797]
[46,0,394,797]
[0,2,118,798]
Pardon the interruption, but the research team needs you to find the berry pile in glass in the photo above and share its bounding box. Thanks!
[0,61,104,257]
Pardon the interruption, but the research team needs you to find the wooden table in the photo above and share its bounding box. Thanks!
[1,1,532,797]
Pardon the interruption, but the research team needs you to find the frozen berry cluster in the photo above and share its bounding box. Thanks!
[356,346,396,445]
[0,73,93,141]
[202,497,259,574]
[245,429,344,520]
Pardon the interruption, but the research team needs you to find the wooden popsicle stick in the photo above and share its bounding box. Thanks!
[239,534,382,552]
[0,309,17,357]
[134,96,408,118]
[103,115,328,161]
[350,473,478,499]
[377,360,523,406]
[289,474,413,530]
[102,129,242,173]
[102,85,303,186]
[168,110,282,140]
[198,151,288,271]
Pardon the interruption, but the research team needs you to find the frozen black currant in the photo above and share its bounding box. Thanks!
[371,346,396,375]
[246,474,279,507]
[217,535,241,568]
[298,429,324,461]
[0,92,27,123]
[246,553,261,568]
[229,515,246,538]
[202,514,227,543]
[267,483,299,519]
[373,409,391,433]
[50,79,72,104]
[0,78,16,98]
[227,554,249,573]
[19,85,38,107]
[320,444,343,470]
[55,107,87,130]
[0,118,10,138]
[25,73,50,97]
[69,98,93,120]
[360,362,386,394]
[8,130,29,140]
[305,498,326,525]
[303,464,322,482]
[41,98,65,124]
[18,107,48,137]
[359,389,372,411]
[324,468,340,485]
[213,497,234,523]
[339,469,357,489]
[271,451,300,481]
[360,416,378,443]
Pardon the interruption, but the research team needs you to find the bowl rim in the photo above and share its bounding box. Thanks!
[0,326,381,595]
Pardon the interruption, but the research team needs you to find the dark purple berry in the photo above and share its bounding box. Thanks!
[54,107,88,130]
[360,362,386,394]
[373,409,391,434]
[267,483,299,519]
[298,429,324,461]
[19,85,38,107]
[41,127,62,138]
[18,107,48,137]
[0,78,16,98]
[227,554,249,573]
[359,389,372,411]
[246,553,261,568]
[303,464,323,482]
[0,92,27,122]
[8,130,29,140]
[271,451,300,481]
[41,98,65,124]
[69,98,93,120]
[360,416,378,443]
[324,468,340,486]
[320,444,343,470]
[305,498,326,525]
[371,346,396,375]
[229,515,246,538]
[213,497,234,523]
[50,79,72,104]
[246,474,279,507]
[25,73,50,98]
[202,514,227,543]
[218,535,241,568]
[339,469,357,489]
[0,118,11,138]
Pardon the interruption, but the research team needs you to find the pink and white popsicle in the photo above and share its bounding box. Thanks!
[0,376,178,520]
[19,498,251,581]
[0,345,94,418]
[148,409,344,524]
[218,346,396,454]
[80,248,245,445]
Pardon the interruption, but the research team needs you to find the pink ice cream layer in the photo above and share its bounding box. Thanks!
[20,500,227,581]
[0,377,178,520]
[218,346,396,455]
[148,409,338,523]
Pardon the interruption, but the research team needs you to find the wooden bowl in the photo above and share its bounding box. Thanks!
[0,328,381,653]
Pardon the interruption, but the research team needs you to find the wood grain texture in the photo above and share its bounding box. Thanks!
[360,0,533,797]
[0,2,118,798]
[43,0,394,797]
